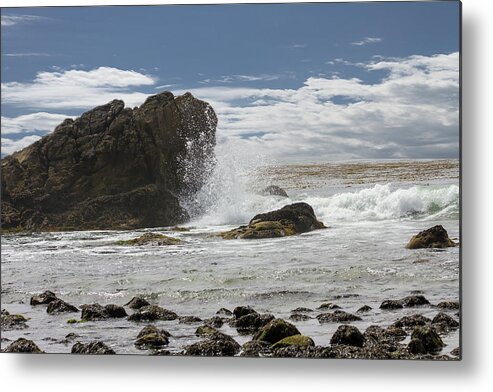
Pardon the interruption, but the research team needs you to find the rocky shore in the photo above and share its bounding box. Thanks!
[1,290,460,359]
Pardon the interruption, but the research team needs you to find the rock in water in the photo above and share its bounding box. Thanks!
[219,202,326,239]
[261,185,289,198]
[406,225,457,249]
[1,91,217,232]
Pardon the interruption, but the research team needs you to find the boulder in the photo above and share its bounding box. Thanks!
[125,297,150,309]
[436,301,460,310]
[1,91,217,232]
[203,316,224,328]
[410,326,444,353]
[127,305,178,322]
[357,305,373,313]
[316,310,362,323]
[117,232,181,246]
[253,318,300,344]
[379,299,404,309]
[392,314,432,329]
[135,325,170,349]
[178,315,202,324]
[2,338,43,353]
[240,340,272,357]
[272,335,315,349]
[80,303,108,321]
[104,304,127,318]
[401,295,430,307]
[216,307,233,316]
[46,299,78,314]
[219,202,325,239]
[1,310,28,331]
[289,313,312,322]
[431,312,460,331]
[71,341,115,355]
[195,325,218,337]
[260,185,289,198]
[233,313,275,334]
[317,302,341,310]
[30,290,58,305]
[290,307,313,313]
[330,325,365,347]
[184,331,241,356]
[232,305,257,319]
[406,225,457,249]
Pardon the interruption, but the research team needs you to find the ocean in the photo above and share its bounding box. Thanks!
[0,156,460,355]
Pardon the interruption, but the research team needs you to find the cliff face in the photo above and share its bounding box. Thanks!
[1,91,217,231]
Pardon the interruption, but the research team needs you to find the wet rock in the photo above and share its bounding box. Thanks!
[261,185,288,198]
[450,347,460,357]
[195,325,218,337]
[216,307,233,316]
[219,202,326,239]
[184,332,241,356]
[363,325,407,348]
[317,302,341,310]
[437,301,460,310]
[357,305,373,313]
[127,305,178,322]
[291,307,313,313]
[2,338,43,353]
[179,315,202,324]
[71,341,115,355]
[316,310,362,324]
[385,326,407,341]
[406,225,457,249]
[30,290,58,305]
[232,305,257,319]
[392,314,432,329]
[117,232,182,246]
[80,303,109,320]
[151,349,172,356]
[234,313,275,334]
[410,326,444,353]
[380,300,404,309]
[407,338,427,355]
[1,310,28,330]
[431,312,459,332]
[253,318,300,344]
[330,325,365,347]
[272,335,315,349]
[240,340,272,357]
[203,316,224,328]
[46,299,78,314]
[104,304,127,318]
[289,313,312,322]
[135,325,170,349]
[401,295,430,307]
[125,297,150,309]
[1,92,217,232]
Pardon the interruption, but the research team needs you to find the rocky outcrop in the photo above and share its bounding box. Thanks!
[2,338,43,353]
[219,202,326,239]
[1,92,217,232]
[406,225,457,249]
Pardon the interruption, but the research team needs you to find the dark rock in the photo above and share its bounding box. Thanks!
[272,334,315,349]
[127,305,178,322]
[46,299,78,314]
[216,307,233,316]
[437,301,460,310]
[232,305,257,319]
[380,299,404,309]
[411,326,444,353]
[151,349,172,356]
[261,185,288,198]
[316,310,362,323]
[1,311,28,331]
[203,316,224,328]
[406,225,457,249]
[1,92,217,232]
[317,302,341,310]
[135,325,170,349]
[80,303,108,320]
[432,312,460,331]
[30,290,58,305]
[117,232,181,246]
[71,341,115,355]
[125,297,150,309]
[184,331,241,356]
[195,325,218,337]
[450,347,460,357]
[289,313,312,322]
[407,338,427,354]
[291,307,313,313]
[253,318,300,344]
[357,305,373,313]
[179,315,202,324]
[219,202,326,239]
[240,340,272,357]
[234,313,275,334]
[104,304,127,318]
[385,326,407,341]
[392,314,432,329]
[330,325,364,347]
[2,338,43,353]
[401,295,430,307]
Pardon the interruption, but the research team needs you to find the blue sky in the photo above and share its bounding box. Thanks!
[1,2,460,160]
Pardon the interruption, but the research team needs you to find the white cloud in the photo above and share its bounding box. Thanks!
[199,74,281,84]
[177,52,459,161]
[1,135,42,156]
[1,14,45,27]
[1,112,70,135]
[351,37,383,46]
[3,53,51,57]
[1,66,157,109]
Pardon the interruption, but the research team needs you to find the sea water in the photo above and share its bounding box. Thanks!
[0,155,460,355]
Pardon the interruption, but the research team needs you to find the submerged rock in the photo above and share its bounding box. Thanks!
[253,318,300,344]
[219,202,326,239]
[30,290,58,306]
[260,185,289,198]
[357,305,373,313]
[1,91,217,232]
[71,341,115,355]
[46,299,78,314]
[125,297,150,309]
[406,225,457,249]
[127,305,178,322]
[117,232,181,246]
[330,325,365,347]
[2,338,43,353]
[289,313,312,322]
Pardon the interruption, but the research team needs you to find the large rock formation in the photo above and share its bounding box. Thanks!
[1,92,217,232]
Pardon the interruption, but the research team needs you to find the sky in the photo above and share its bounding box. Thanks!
[1,1,460,161]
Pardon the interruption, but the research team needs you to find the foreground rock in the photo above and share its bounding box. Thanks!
[30,290,58,305]
[219,202,326,239]
[135,325,170,349]
[46,299,78,314]
[1,309,28,331]
[117,232,181,246]
[380,295,430,310]
[409,326,444,354]
[330,325,364,347]
[253,318,300,344]
[71,341,115,355]
[261,185,289,198]
[1,91,217,232]
[272,335,315,349]
[184,331,241,356]
[2,338,43,353]
[406,225,457,249]
[80,303,127,321]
